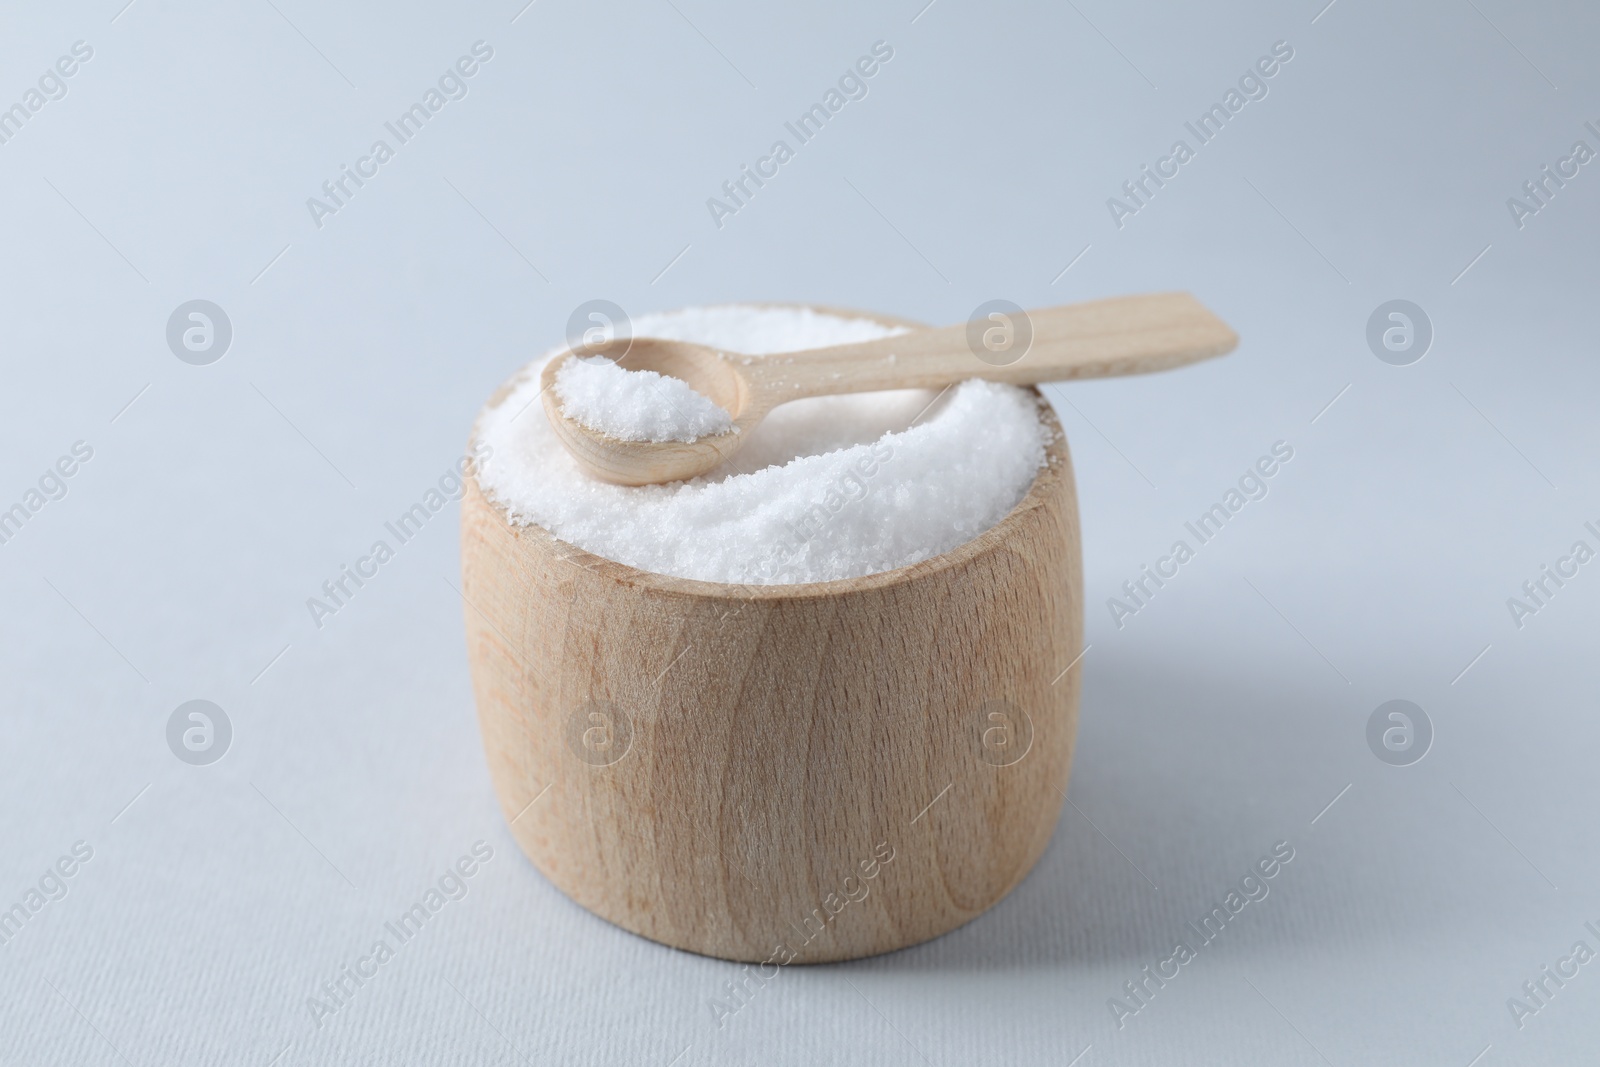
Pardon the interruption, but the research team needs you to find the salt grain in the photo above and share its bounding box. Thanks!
[554,356,733,442]
[476,305,1051,585]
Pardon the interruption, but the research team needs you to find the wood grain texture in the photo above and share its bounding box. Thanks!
[461,308,1084,963]
[742,291,1236,396]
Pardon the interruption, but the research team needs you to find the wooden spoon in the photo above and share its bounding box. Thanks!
[541,292,1236,486]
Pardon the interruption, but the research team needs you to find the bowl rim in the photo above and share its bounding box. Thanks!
[467,302,1072,603]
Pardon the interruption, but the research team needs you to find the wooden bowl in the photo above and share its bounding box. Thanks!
[460,307,1083,963]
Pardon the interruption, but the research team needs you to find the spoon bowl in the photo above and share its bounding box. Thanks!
[540,338,759,486]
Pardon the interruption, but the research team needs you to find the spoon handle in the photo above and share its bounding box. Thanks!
[744,292,1236,403]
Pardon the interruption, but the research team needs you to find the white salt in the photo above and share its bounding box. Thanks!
[476,305,1052,585]
[554,356,733,442]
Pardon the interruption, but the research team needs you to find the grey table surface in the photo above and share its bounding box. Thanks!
[2,0,1597,1063]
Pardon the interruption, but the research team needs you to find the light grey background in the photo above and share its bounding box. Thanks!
[2,0,1597,1063]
